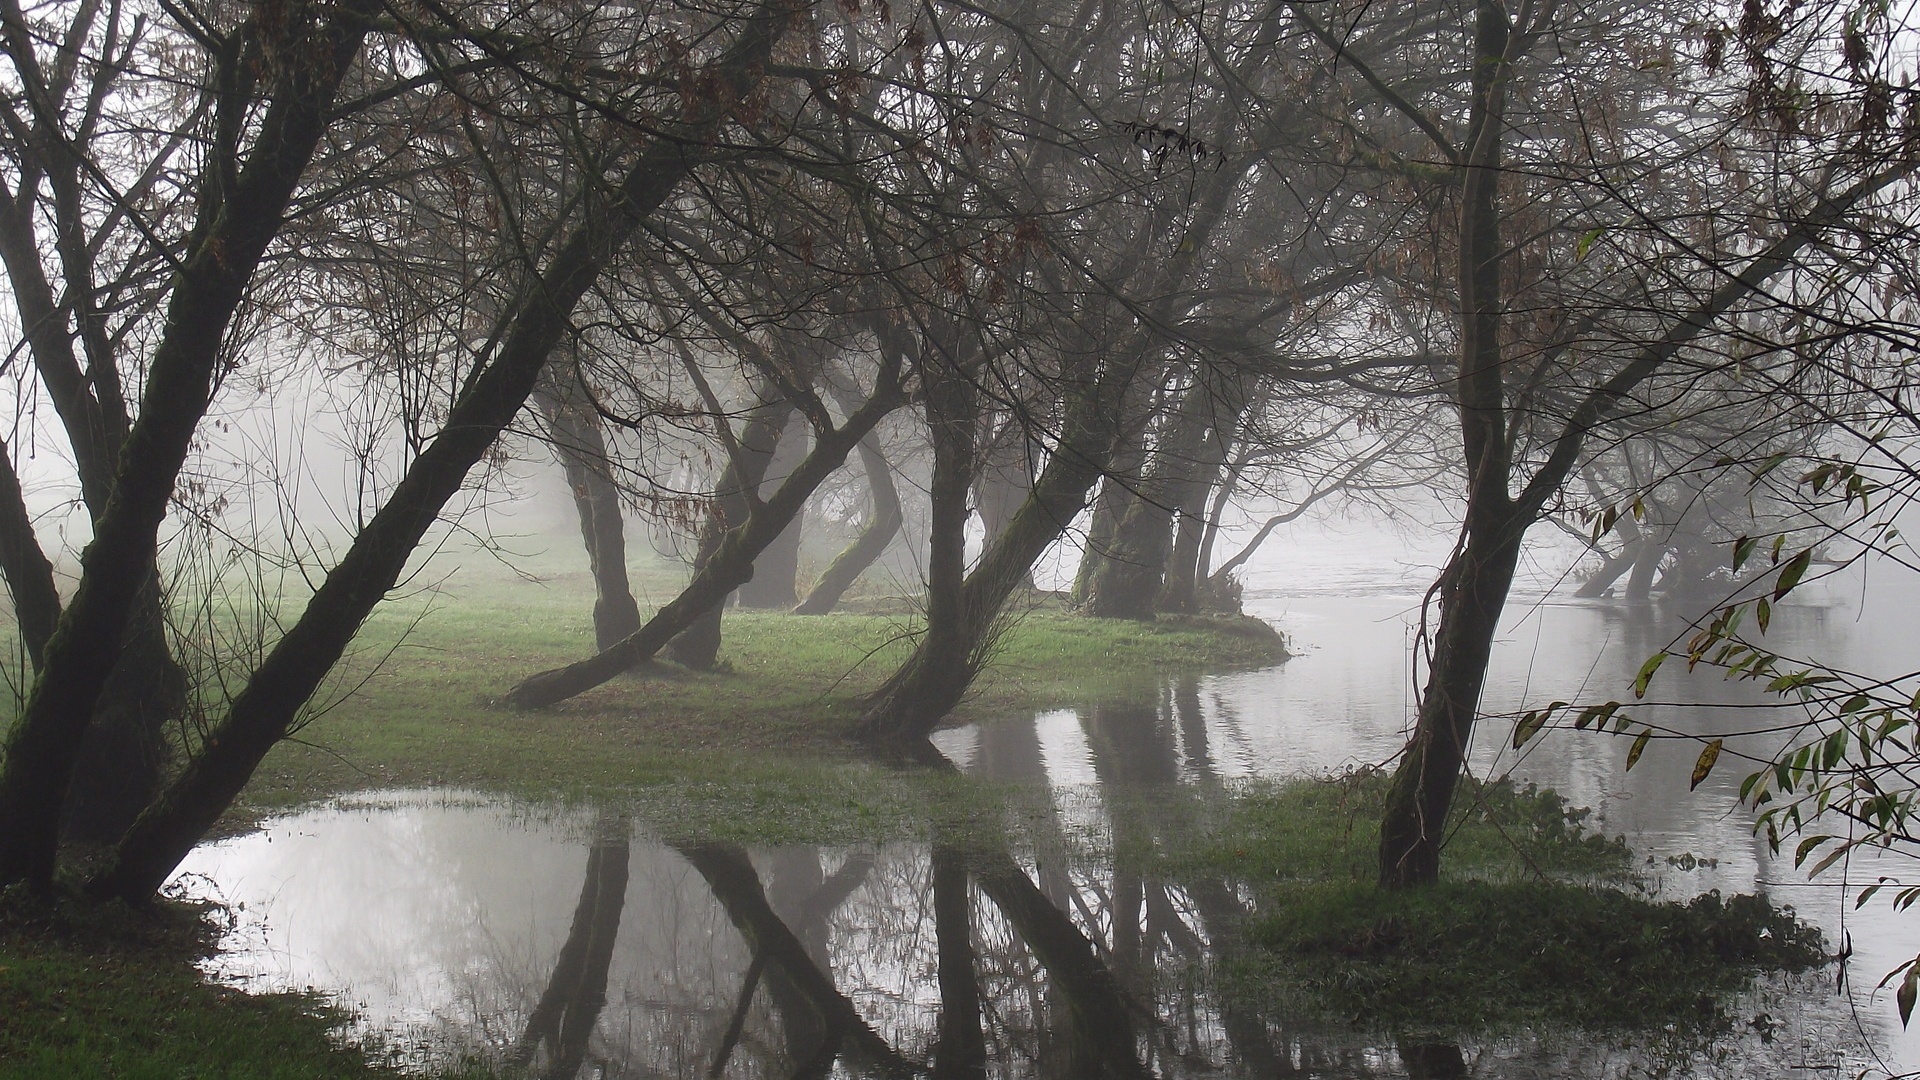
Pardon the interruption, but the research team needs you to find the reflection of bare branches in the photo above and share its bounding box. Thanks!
[709,850,876,1078]
[512,812,632,1080]
[970,849,1154,1080]
[674,841,917,1077]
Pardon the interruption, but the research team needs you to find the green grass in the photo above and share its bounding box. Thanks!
[0,895,496,1079]
[226,566,1285,829]
[1235,882,1827,1034]
[1177,772,1831,1037]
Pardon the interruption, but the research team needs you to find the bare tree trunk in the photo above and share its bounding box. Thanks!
[665,396,792,669]
[0,4,380,890]
[860,377,1121,743]
[736,413,811,609]
[1376,519,1525,888]
[1085,370,1221,619]
[793,430,901,614]
[535,363,642,651]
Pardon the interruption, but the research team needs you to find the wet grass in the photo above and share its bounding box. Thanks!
[230,564,1285,831]
[0,894,492,1079]
[1184,772,1832,1037]
[1236,882,1827,1034]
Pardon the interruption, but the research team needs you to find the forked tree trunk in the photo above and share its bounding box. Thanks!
[0,4,381,890]
[536,363,642,651]
[664,397,793,669]
[1084,371,1221,620]
[0,117,190,848]
[793,430,901,614]
[860,386,1118,743]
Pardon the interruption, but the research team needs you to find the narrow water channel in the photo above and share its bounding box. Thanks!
[172,588,1919,1077]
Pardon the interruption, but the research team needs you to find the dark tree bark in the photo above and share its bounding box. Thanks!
[504,382,901,709]
[664,395,792,669]
[510,813,630,1080]
[0,2,382,890]
[1085,369,1223,620]
[534,362,642,651]
[0,438,58,669]
[83,4,794,903]
[0,45,189,846]
[735,413,810,609]
[973,415,1035,587]
[858,375,1122,743]
[793,428,902,614]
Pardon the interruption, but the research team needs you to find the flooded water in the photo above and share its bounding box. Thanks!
[172,581,1920,1078]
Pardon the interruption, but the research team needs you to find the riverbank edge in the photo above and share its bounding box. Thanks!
[0,602,1286,1080]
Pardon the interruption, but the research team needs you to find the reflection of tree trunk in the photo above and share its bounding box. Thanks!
[512,813,630,1080]
[535,362,643,651]
[675,841,913,1076]
[932,845,986,1080]
[794,429,901,614]
[737,413,810,609]
[666,396,792,669]
[970,849,1151,1080]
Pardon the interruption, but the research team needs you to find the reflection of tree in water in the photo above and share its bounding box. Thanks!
[510,811,631,1080]
[447,676,1859,1077]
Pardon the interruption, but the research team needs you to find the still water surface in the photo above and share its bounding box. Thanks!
[173,586,1920,1077]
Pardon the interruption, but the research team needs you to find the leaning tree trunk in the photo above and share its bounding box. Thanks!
[83,4,793,903]
[664,396,793,669]
[860,381,1119,743]
[793,429,902,614]
[535,362,642,651]
[1376,514,1526,889]
[0,5,380,891]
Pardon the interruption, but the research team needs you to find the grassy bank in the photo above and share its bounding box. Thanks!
[0,562,1823,1075]
[1171,772,1829,1037]
[231,569,1286,826]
